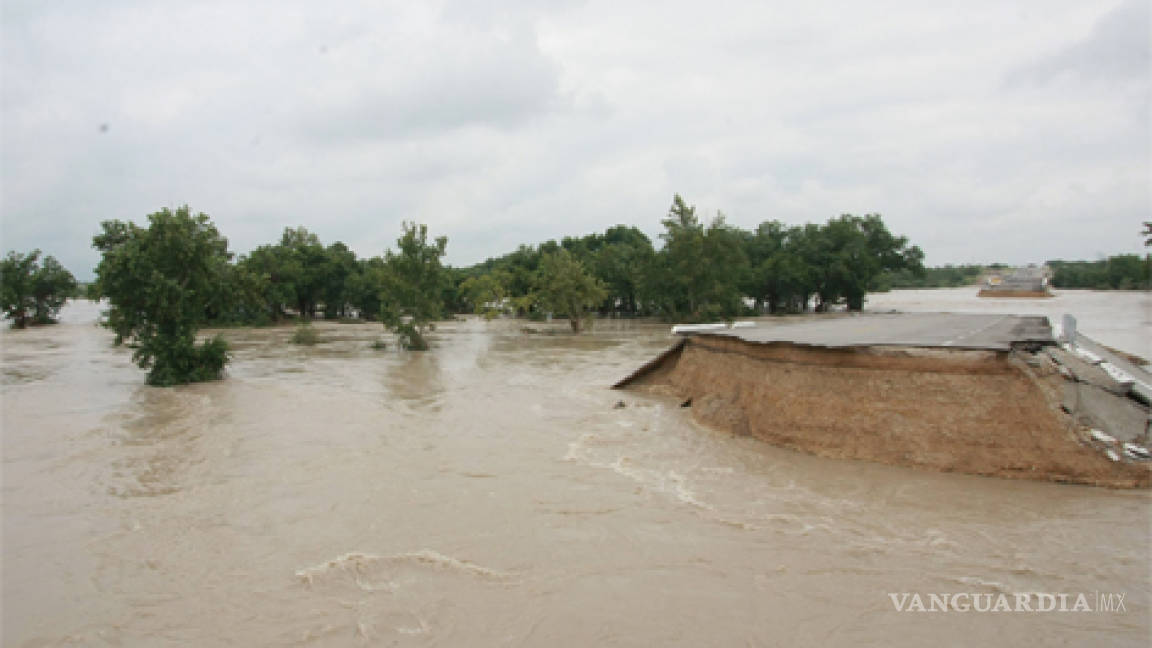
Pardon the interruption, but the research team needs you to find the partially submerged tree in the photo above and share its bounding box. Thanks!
[379,222,449,350]
[460,269,510,319]
[31,255,78,324]
[534,249,607,332]
[90,206,233,386]
[0,250,77,328]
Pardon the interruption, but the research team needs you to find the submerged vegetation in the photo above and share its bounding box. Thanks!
[13,195,928,384]
[378,222,448,351]
[100,194,921,342]
[457,195,924,320]
[0,249,77,328]
[291,322,320,345]
[533,249,607,332]
[89,207,234,386]
[6,197,1148,386]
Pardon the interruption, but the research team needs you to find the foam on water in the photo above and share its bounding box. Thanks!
[295,549,514,588]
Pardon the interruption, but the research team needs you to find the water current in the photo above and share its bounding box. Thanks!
[2,288,1149,646]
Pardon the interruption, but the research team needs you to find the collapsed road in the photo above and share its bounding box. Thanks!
[614,313,1151,488]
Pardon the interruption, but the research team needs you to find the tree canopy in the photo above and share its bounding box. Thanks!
[378,222,449,350]
[90,206,233,386]
[70,194,931,375]
[534,249,608,332]
[1,249,77,328]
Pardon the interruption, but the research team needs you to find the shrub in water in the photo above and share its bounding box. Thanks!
[291,322,320,345]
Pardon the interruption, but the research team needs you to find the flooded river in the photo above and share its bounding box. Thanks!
[2,290,1149,646]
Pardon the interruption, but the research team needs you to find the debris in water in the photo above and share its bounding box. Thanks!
[614,400,627,409]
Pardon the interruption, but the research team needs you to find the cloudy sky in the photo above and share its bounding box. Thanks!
[2,0,1148,278]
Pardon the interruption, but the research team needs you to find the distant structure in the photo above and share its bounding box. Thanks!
[978,265,1052,298]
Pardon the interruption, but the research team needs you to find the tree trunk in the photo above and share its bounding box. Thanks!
[847,292,864,311]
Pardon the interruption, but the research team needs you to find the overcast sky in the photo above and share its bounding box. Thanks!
[2,0,1148,278]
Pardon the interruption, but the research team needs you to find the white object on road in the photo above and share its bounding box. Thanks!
[1089,429,1116,445]
[671,321,756,335]
[1073,347,1103,365]
[1099,362,1135,386]
[1122,443,1151,460]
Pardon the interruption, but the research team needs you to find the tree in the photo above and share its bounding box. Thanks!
[379,222,449,350]
[658,194,707,316]
[460,269,510,319]
[698,213,750,319]
[798,214,923,311]
[591,225,654,315]
[90,206,233,386]
[534,249,608,332]
[1,250,77,328]
[322,241,358,319]
[345,256,387,321]
[279,226,328,318]
[646,196,749,320]
[31,255,78,324]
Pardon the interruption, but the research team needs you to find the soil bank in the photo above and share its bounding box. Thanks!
[616,335,1150,488]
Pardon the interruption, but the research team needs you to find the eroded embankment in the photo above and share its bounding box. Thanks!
[617,336,1150,488]
[977,289,1053,298]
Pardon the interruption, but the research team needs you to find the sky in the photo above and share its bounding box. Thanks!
[2,0,1149,278]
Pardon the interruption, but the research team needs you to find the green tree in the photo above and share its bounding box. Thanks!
[657,194,707,316]
[345,256,388,320]
[379,222,449,350]
[31,255,78,324]
[207,262,270,325]
[799,215,923,311]
[646,196,749,320]
[1,250,41,328]
[322,241,358,319]
[591,225,654,315]
[698,213,750,319]
[90,206,233,386]
[534,249,608,332]
[239,244,300,321]
[1049,256,1148,290]
[279,226,328,318]
[460,269,510,319]
[1,250,77,328]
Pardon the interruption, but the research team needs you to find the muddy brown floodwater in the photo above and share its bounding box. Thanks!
[2,291,1150,646]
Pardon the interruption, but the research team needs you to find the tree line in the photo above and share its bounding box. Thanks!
[4,195,928,385]
[86,194,925,335]
[457,195,924,320]
[1048,256,1151,290]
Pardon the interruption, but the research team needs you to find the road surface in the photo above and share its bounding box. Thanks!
[700,313,1053,351]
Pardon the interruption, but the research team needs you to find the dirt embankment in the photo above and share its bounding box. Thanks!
[977,289,1053,298]
[618,336,1150,488]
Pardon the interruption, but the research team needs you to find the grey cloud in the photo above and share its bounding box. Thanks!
[302,14,563,141]
[1007,0,1150,86]
[1,1,1149,278]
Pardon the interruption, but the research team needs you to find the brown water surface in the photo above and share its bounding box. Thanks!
[2,295,1149,646]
